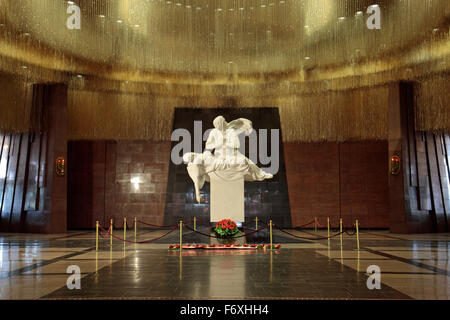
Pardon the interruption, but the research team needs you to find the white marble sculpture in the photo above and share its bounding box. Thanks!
[183,116,273,204]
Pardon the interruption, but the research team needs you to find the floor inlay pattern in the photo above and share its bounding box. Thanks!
[0,230,448,299]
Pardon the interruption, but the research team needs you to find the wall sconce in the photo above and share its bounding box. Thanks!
[131,177,141,190]
[55,157,66,176]
[390,155,401,175]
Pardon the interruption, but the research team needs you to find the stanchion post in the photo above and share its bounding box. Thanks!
[327,217,330,238]
[124,217,127,241]
[339,218,343,247]
[356,219,360,250]
[194,216,197,231]
[134,217,137,242]
[255,217,258,231]
[110,218,113,247]
[269,220,273,250]
[179,220,183,251]
[314,217,317,233]
[96,221,99,252]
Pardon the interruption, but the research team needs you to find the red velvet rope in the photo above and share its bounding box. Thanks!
[192,217,211,227]
[273,225,347,240]
[98,224,178,243]
[136,219,178,228]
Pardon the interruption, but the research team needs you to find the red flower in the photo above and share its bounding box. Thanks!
[221,225,226,229]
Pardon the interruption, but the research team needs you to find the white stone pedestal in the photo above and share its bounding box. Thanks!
[209,173,244,223]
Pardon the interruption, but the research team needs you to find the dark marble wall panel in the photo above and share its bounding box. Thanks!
[0,134,10,215]
[9,133,30,231]
[444,135,450,227]
[437,135,450,219]
[285,141,389,229]
[416,132,432,211]
[24,133,42,211]
[67,141,93,229]
[67,140,170,229]
[388,82,449,233]
[0,84,67,233]
[0,134,20,226]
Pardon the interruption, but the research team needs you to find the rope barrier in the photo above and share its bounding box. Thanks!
[191,217,211,227]
[98,225,111,238]
[293,220,316,229]
[273,224,346,241]
[136,219,178,229]
[98,224,178,244]
[96,217,359,247]
[344,230,357,236]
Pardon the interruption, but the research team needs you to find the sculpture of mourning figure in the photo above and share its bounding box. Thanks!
[183,116,273,203]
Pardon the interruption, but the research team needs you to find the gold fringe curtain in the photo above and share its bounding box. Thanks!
[67,83,389,142]
[415,74,450,133]
[1,72,448,142]
[0,72,32,133]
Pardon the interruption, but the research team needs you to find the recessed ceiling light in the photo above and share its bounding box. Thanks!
[98,14,105,18]
[196,7,201,10]
[355,11,363,16]
[186,5,191,9]
[176,3,181,6]
[261,5,266,8]
[21,66,28,69]
[217,8,222,11]
[68,1,74,4]
[76,74,83,78]
[304,57,311,60]
[239,8,244,11]
[23,32,30,36]
[134,24,140,28]
[117,20,123,23]
[338,17,345,21]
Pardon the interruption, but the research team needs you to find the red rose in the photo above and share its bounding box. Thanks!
[222,225,226,229]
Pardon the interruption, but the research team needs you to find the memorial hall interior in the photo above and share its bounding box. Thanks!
[0,0,449,300]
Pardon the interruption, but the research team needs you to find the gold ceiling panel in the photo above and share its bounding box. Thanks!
[0,0,448,79]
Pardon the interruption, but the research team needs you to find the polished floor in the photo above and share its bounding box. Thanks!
[0,228,449,300]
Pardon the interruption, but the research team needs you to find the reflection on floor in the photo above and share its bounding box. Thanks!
[0,229,449,299]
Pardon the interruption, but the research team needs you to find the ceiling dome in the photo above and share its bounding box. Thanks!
[0,0,448,81]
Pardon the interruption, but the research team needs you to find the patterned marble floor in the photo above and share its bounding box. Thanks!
[0,228,449,300]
